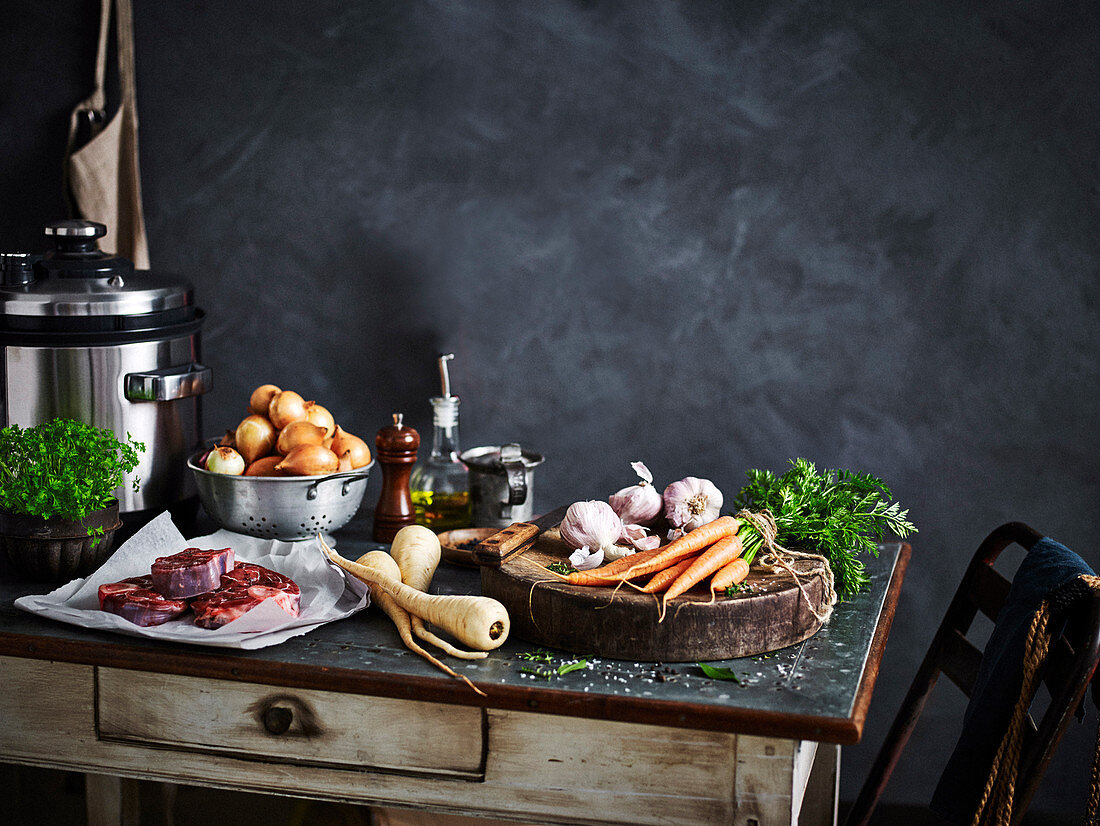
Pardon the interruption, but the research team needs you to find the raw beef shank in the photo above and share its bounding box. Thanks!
[222,562,302,602]
[191,578,301,629]
[151,547,234,598]
[98,577,189,627]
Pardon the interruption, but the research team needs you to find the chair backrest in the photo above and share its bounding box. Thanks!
[846,522,1100,825]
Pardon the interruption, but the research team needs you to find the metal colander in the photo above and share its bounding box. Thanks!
[188,454,374,541]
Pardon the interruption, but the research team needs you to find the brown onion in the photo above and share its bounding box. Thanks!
[304,402,336,439]
[218,429,236,448]
[244,455,287,477]
[275,444,339,476]
[206,446,245,475]
[235,414,277,464]
[330,425,372,469]
[268,389,309,429]
[249,384,282,416]
[276,420,327,455]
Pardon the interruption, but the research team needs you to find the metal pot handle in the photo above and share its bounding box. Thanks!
[125,362,212,401]
[305,464,375,500]
[500,443,528,506]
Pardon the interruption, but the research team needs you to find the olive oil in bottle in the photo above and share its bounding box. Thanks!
[409,354,472,532]
[410,489,471,531]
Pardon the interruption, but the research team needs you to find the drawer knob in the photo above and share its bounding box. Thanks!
[262,705,294,735]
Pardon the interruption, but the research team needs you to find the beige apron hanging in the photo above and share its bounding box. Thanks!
[64,0,150,269]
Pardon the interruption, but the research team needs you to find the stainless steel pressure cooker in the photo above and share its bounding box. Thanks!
[0,220,211,524]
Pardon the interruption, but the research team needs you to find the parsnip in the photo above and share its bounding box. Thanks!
[388,526,488,660]
[320,534,509,651]
[353,551,485,696]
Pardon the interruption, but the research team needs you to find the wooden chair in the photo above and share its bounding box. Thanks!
[846,522,1100,825]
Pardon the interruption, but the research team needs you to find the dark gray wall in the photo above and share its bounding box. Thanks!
[4,0,1099,816]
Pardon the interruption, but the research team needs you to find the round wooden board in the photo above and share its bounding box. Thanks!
[480,532,828,662]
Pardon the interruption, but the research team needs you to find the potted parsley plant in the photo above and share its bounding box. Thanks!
[0,418,144,581]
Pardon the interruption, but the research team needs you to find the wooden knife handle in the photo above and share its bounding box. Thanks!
[474,521,540,567]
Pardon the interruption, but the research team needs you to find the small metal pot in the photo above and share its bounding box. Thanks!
[460,443,544,529]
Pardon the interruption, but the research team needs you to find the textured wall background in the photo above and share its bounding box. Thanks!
[3,0,1099,815]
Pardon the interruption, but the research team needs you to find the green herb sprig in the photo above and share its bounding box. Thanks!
[0,419,145,527]
[516,648,588,680]
[733,458,916,596]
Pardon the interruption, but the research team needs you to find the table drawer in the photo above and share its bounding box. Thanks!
[96,668,485,779]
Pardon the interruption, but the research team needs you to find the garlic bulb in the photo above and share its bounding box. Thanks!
[559,500,624,559]
[608,461,663,526]
[663,477,724,532]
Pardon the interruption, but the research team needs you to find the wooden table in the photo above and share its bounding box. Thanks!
[0,522,908,826]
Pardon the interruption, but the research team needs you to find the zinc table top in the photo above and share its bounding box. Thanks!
[0,517,908,745]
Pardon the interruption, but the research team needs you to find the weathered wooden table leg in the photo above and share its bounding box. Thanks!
[798,744,840,826]
[735,737,839,826]
[85,773,140,826]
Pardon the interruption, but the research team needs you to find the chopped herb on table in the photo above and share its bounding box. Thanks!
[517,648,556,664]
[517,648,589,680]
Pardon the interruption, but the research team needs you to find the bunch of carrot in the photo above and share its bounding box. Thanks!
[550,514,768,619]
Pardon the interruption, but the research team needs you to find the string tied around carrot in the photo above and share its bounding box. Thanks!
[737,509,837,624]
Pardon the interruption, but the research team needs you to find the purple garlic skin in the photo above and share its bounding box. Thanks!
[609,483,662,525]
[663,477,723,532]
[608,461,663,525]
[559,500,623,553]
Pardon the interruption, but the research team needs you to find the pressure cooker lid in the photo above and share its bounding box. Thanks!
[0,220,194,320]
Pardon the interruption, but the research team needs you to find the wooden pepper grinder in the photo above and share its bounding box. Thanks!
[373,413,420,542]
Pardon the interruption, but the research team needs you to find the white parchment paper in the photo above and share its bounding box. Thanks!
[14,511,371,649]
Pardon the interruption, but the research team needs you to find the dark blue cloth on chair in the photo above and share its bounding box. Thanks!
[930,537,1095,822]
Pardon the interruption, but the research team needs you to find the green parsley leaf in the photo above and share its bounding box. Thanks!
[697,663,741,682]
[0,419,144,537]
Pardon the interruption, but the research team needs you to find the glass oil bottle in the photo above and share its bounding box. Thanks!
[409,353,472,531]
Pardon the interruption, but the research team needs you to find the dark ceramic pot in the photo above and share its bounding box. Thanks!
[0,501,122,582]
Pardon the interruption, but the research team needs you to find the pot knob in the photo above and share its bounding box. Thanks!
[39,219,133,279]
[45,219,107,257]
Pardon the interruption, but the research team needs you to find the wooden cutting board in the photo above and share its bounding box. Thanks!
[479,525,830,662]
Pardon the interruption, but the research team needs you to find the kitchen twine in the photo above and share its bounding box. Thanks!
[971,573,1100,826]
[736,509,837,624]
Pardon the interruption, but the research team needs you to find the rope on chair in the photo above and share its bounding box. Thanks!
[971,574,1100,826]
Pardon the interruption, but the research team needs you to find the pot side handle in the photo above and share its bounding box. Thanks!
[125,362,212,402]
